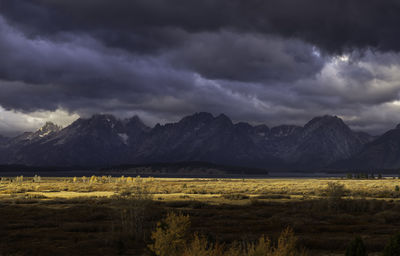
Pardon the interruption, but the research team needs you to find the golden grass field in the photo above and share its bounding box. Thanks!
[1,175,400,255]
[3,176,400,200]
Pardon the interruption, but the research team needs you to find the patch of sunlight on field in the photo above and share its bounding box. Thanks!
[1,176,400,201]
[26,191,115,198]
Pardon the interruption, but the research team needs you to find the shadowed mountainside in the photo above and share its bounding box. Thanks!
[0,112,387,170]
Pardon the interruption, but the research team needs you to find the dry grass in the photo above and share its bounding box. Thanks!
[2,176,400,201]
[1,175,400,255]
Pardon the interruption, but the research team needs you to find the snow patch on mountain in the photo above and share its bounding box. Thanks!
[118,133,129,145]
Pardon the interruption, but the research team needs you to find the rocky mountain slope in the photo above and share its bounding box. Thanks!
[339,124,400,169]
[0,112,381,169]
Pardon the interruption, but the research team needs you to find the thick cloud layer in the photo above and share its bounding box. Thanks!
[4,0,400,53]
[1,0,400,135]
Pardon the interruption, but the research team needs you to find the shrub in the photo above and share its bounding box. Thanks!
[383,233,400,256]
[225,227,306,256]
[148,216,307,256]
[182,233,210,256]
[15,175,24,184]
[89,175,97,183]
[345,236,367,256]
[247,235,272,256]
[273,227,307,256]
[183,233,224,256]
[33,175,41,183]
[326,182,346,199]
[148,212,191,256]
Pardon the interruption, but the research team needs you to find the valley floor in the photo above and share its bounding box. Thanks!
[1,176,400,255]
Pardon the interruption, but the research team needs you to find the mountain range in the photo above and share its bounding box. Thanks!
[0,112,398,170]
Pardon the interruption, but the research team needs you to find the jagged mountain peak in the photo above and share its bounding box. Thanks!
[39,122,61,133]
[89,114,118,122]
[33,122,61,139]
[126,115,141,123]
[71,114,121,129]
[125,115,149,130]
[215,113,232,124]
[302,115,352,136]
[178,112,233,126]
[304,115,345,128]
[179,112,215,124]
[0,112,380,169]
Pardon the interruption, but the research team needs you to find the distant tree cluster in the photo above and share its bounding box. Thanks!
[346,173,383,180]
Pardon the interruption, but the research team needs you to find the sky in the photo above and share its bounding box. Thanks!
[1,0,400,136]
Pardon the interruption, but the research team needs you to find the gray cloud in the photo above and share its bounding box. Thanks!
[165,31,324,82]
[1,1,400,136]
[4,0,400,54]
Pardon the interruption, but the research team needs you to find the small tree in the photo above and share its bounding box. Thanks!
[90,175,97,183]
[383,233,400,256]
[345,236,367,256]
[33,174,41,183]
[273,227,304,256]
[182,233,225,256]
[346,173,353,179]
[148,212,191,256]
[378,174,383,179]
[16,175,24,184]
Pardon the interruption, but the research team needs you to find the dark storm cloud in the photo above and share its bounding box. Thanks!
[2,0,400,135]
[0,16,193,110]
[0,14,322,113]
[166,31,324,82]
[3,0,400,54]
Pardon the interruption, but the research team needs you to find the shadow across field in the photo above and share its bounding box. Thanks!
[1,177,400,255]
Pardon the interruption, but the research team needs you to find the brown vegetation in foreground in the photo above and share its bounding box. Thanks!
[1,176,400,255]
